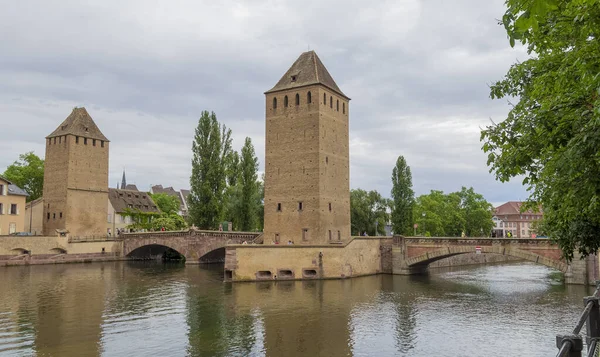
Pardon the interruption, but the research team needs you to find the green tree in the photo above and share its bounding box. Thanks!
[390,156,414,235]
[234,138,260,231]
[350,189,390,236]
[188,111,232,229]
[150,193,180,216]
[226,151,241,187]
[481,0,600,259]
[2,152,44,202]
[456,187,493,237]
[150,215,187,231]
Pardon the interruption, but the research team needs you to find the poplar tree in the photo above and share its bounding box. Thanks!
[189,111,232,229]
[390,156,414,235]
[236,137,259,231]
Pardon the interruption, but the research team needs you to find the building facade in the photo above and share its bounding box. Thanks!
[42,107,109,237]
[0,176,28,235]
[24,198,44,235]
[492,201,543,238]
[107,188,159,235]
[263,51,351,244]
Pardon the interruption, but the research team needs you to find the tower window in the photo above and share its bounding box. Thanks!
[101,141,104,148]
[277,203,282,211]
[84,138,88,145]
[329,230,332,241]
[53,213,56,219]
[275,233,280,243]
[329,202,332,211]
[343,102,346,114]
[330,96,333,108]
[47,213,50,220]
[59,136,62,143]
[53,137,56,144]
[93,139,96,146]
[323,93,326,104]
[302,228,309,241]
[76,136,79,144]
[298,202,303,211]
[60,212,63,218]
[338,231,341,241]
[48,138,51,145]
[273,97,277,109]
[307,91,312,104]
[291,75,297,82]
[284,96,288,107]
[295,93,300,106]
[336,100,339,111]
[326,156,329,164]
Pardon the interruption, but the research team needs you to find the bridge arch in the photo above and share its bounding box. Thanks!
[406,246,567,273]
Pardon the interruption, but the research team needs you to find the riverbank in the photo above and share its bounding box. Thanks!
[0,253,126,267]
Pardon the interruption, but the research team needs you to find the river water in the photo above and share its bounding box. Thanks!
[0,261,593,357]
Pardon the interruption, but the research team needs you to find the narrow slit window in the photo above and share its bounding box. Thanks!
[336,100,339,111]
[330,96,333,108]
[277,203,282,211]
[298,202,303,211]
[84,138,88,145]
[93,139,96,146]
[76,136,79,144]
[323,93,326,104]
[284,96,288,107]
[329,202,332,211]
[295,93,300,105]
[307,91,312,104]
[101,141,105,147]
[329,230,332,241]
[343,102,346,114]
[273,97,277,109]
[338,231,341,241]
[302,228,309,241]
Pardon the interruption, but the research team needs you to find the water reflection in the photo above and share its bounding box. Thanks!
[0,261,594,356]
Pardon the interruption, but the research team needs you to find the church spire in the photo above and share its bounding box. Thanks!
[121,171,126,189]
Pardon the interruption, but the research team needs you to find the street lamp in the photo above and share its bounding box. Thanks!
[422,212,426,236]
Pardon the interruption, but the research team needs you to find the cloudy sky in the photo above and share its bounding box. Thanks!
[0,0,529,206]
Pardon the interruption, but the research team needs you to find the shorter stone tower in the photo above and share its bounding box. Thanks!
[42,107,109,237]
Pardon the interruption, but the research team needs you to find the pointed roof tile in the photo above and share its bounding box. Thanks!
[47,107,109,141]
[265,51,349,99]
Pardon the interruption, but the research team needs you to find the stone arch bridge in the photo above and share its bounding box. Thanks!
[392,236,598,285]
[122,230,261,263]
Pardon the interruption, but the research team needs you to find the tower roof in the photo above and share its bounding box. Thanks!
[46,107,109,141]
[265,51,349,99]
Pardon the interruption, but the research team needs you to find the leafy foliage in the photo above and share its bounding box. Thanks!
[481,0,600,259]
[413,187,493,237]
[2,152,44,202]
[150,193,180,216]
[350,189,390,236]
[390,156,414,235]
[188,111,232,229]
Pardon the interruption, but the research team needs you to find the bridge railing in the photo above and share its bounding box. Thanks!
[556,281,600,357]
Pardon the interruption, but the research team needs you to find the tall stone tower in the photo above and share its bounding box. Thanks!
[264,51,350,245]
[43,107,109,237]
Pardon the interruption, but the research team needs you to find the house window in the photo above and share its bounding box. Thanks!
[277,203,282,212]
[0,203,3,214]
[10,204,17,215]
[307,91,312,104]
[298,202,303,211]
[295,93,300,105]
[302,228,309,241]
[0,184,3,195]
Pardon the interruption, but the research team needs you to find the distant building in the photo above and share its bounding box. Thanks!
[107,188,159,236]
[150,185,189,217]
[117,170,139,191]
[492,201,543,238]
[24,198,44,235]
[0,176,28,235]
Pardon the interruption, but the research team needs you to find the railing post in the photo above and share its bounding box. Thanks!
[557,335,583,357]
[585,297,600,348]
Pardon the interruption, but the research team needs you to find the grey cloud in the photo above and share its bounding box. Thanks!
[0,0,529,204]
